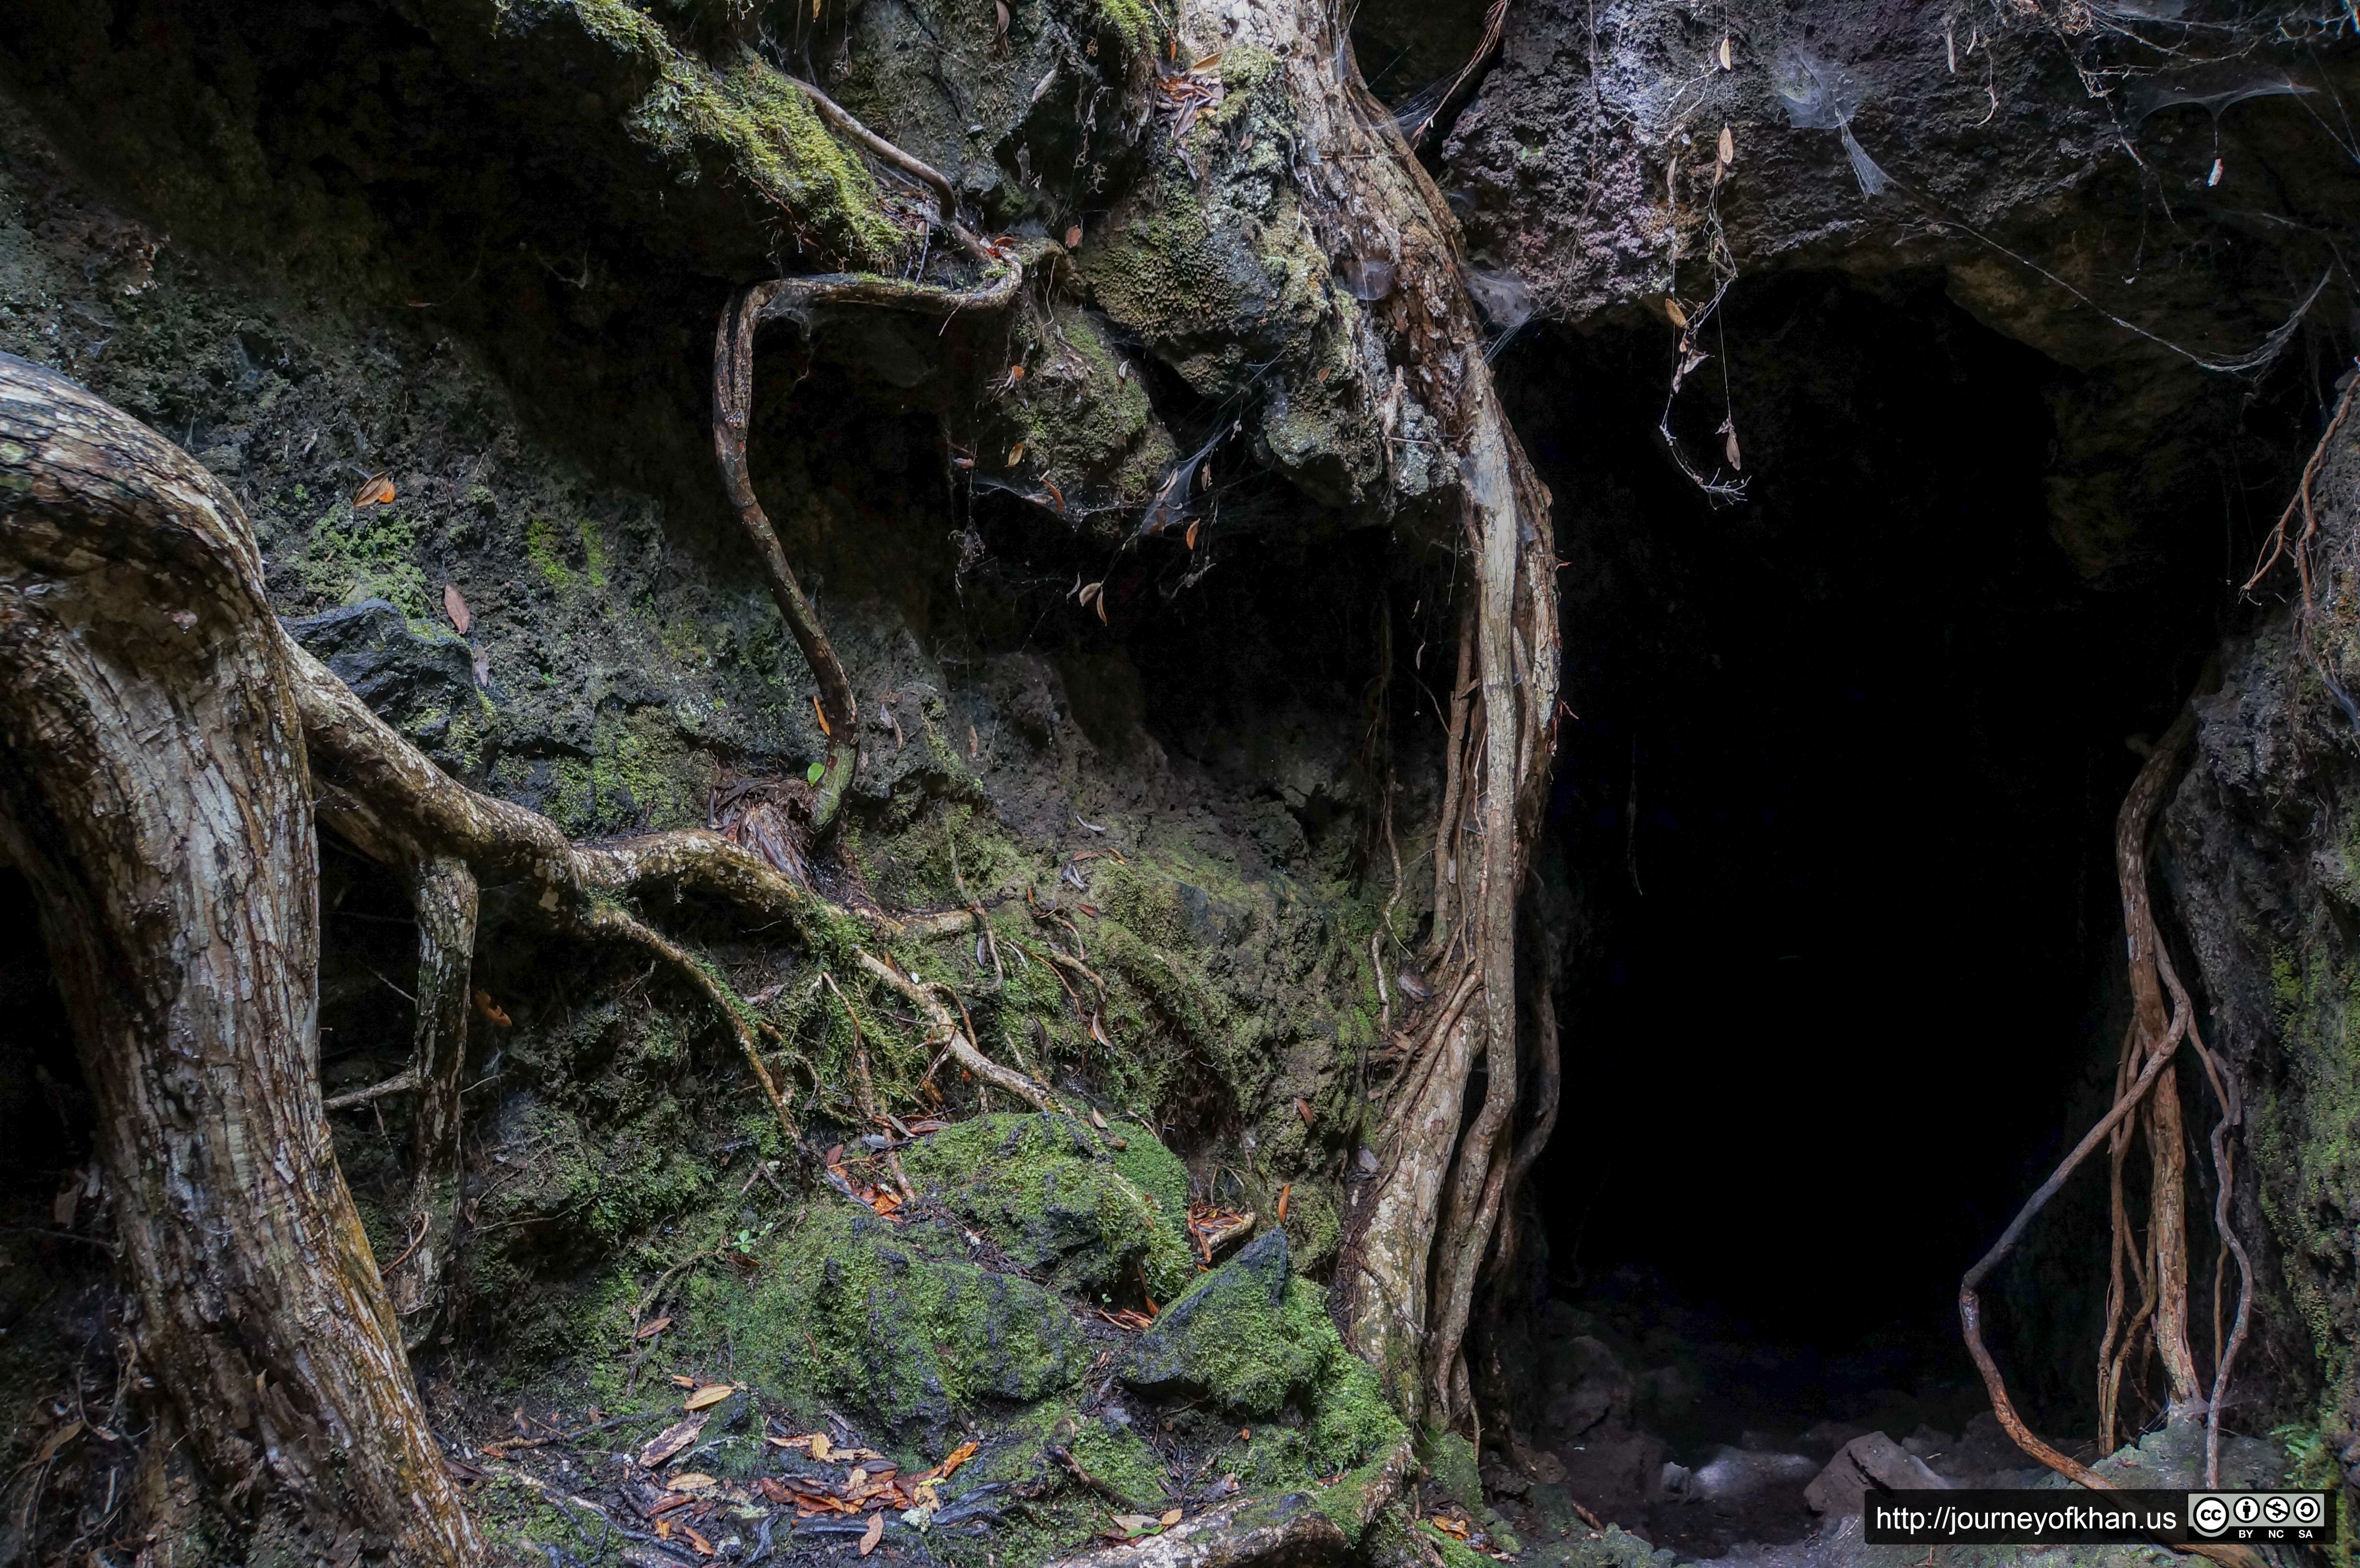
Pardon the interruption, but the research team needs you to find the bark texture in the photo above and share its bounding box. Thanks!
[0,351,479,1565]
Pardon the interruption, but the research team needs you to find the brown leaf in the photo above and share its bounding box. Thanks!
[1718,124,1734,166]
[443,583,472,634]
[1065,225,1083,248]
[473,990,511,1027]
[351,472,395,507]
[1276,1182,1291,1222]
[34,1420,82,1463]
[1294,1097,1313,1125]
[1723,428,1742,470]
[1185,519,1200,550]
[670,1375,698,1388]
[994,0,1009,38]
[654,1519,673,1541]
[1663,297,1688,330]
[683,1526,716,1558]
[1719,35,1733,69]
[683,1383,738,1412]
[1161,1508,1183,1527]
[813,693,833,737]
[940,1440,978,1477]
[635,1316,673,1340]
[639,1413,708,1467]
[671,1473,718,1492]
[1089,1107,1108,1130]
[811,1431,835,1463]
[1008,442,1025,466]
[859,1513,884,1556]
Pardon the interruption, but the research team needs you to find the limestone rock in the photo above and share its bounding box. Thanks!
[1802,1431,1948,1517]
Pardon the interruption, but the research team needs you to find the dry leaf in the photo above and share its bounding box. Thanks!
[1090,1014,1112,1048]
[670,1375,698,1389]
[1718,124,1734,166]
[671,1473,718,1492]
[1239,1428,1252,1442]
[1663,297,1688,329]
[351,472,395,507]
[1294,1097,1313,1125]
[1276,1183,1291,1222]
[1723,428,1742,470]
[1065,225,1082,247]
[683,1383,738,1411]
[1185,519,1200,550]
[473,990,511,1027]
[811,1431,835,1463]
[1161,1509,1183,1527]
[471,644,491,687]
[443,583,471,634]
[1719,35,1733,69]
[35,1421,82,1463]
[940,1440,978,1477]
[636,1316,672,1340]
[813,693,833,737]
[1008,443,1025,466]
[1094,591,1107,625]
[1090,1107,1108,1130]
[683,1526,716,1558]
[859,1514,884,1556]
[639,1414,707,1467]
[654,1519,674,1541]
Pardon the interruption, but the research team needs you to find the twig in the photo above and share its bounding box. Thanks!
[854,949,1059,1113]
[775,74,990,261]
[819,970,917,1202]
[323,1068,421,1111]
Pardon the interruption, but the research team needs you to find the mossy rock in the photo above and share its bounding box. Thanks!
[899,1112,1196,1302]
[1420,1429,1482,1510]
[1126,1229,1317,1413]
[728,1205,1087,1441]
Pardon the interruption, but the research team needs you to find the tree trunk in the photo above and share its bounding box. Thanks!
[0,352,479,1566]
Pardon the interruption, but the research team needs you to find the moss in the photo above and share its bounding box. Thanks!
[1005,304,1179,529]
[1419,1519,1497,1568]
[723,1205,1088,1442]
[525,515,573,590]
[1069,1417,1170,1508]
[898,1112,1197,1302]
[627,50,901,264]
[1420,1430,1482,1509]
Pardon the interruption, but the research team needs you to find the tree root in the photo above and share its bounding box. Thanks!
[1040,1494,1348,1568]
[854,949,1060,1114]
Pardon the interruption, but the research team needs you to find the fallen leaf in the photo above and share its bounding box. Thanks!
[471,644,491,687]
[636,1316,673,1340]
[1718,124,1734,166]
[859,1513,884,1556]
[1295,1097,1313,1125]
[812,1431,835,1463]
[1185,519,1200,550]
[34,1421,82,1463]
[1065,225,1082,247]
[654,1519,674,1541]
[994,0,1009,38]
[1663,297,1688,329]
[1719,35,1733,68]
[1276,1183,1291,1222]
[671,1473,717,1491]
[683,1526,716,1558]
[1112,1514,1159,1533]
[1008,442,1025,466]
[1161,1508,1183,1527]
[940,1440,978,1477]
[670,1375,698,1389]
[1090,1014,1112,1049]
[683,1383,738,1412]
[442,583,472,635]
[825,1145,845,1166]
[1090,1107,1108,1130]
[352,472,395,507]
[639,1413,706,1467]
[1239,1428,1252,1442]
[473,990,511,1027]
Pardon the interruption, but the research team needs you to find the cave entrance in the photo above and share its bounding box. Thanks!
[1490,270,2258,1555]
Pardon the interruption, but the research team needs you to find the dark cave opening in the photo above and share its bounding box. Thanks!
[1490,270,2314,1546]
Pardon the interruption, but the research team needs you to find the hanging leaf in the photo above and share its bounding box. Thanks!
[443,583,471,634]
[1078,581,1101,609]
[1719,35,1733,69]
[1723,427,1743,470]
[859,1514,885,1556]
[1718,124,1734,166]
[1663,297,1688,329]
[1008,442,1025,466]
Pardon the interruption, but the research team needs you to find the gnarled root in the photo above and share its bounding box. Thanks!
[855,947,1060,1114]
[1041,1494,1348,1568]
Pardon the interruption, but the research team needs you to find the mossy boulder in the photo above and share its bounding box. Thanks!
[730,1205,1087,1441]
[899,1112,1197,1302]
[1122,1226,1407,1525]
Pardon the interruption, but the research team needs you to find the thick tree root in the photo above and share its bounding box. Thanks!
[0,352,480,1565]
[855,948,1060,1114]
[1040,1494,1348,1568]
[385,852,476,1347]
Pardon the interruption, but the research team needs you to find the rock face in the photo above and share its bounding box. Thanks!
[2164,389,2360,1487]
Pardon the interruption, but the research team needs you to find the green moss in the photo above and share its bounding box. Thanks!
[723,1205,1086,1441]
[1419,1519,1495,1568]
[1069,1417,1170,1508]
[525,515,572,590]
[899,1112,1196,1302]
[1006,304,1178,527]
[1420,1430,1482,1508]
